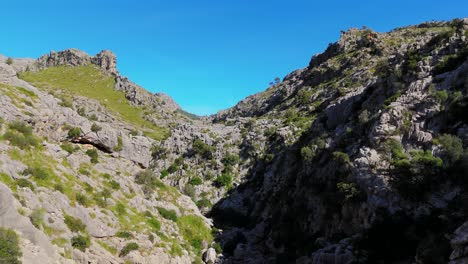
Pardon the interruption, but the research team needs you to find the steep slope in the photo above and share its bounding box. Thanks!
[0,51,214,264]
[209,18,468,263]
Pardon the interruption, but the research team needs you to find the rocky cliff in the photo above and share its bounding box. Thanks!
[0,18,467,264]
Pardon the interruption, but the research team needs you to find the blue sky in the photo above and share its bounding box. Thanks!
[1,1,467,115]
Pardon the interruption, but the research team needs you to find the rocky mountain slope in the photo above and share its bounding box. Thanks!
[0,18,467,264]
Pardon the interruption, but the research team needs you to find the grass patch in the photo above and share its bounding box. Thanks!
[18,65,169,140]
[177,215,213,255]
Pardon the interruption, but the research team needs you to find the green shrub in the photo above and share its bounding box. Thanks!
[431,90,448,104]
[68,127,81,139]
[5,57,13,65]
[119,242,139,257]
[22,166,49,180]
[108,180,120,190]
[76,193,89,207]
[196,198,212,210]
[85,149,99,164]
[157,207,178,222]
[64,214,86,232]
[437,134,464,165]
[16,178,34,190]
[115,202,126,216]
[89,114,98,121]
[71,235,90,252]
[337,182,360,201]
[0,227,22,264]
[433,48,468,75]
[188,176,203,186]
[151,144,167,160]
[147,217,161,232]
[91,123,102,133]
[301,146,314,162]
[215,173,233,188]
[221,153,240,166]
[192,139,214,159]
[93,189,111,207]
[77,107,86,116]
[160,169,169,179]
[61,142,78,154]
[29,208,45,229]
[135,170,157,186]
[3,121,39,149]
[116,231,134,239]
[332,151,350,163]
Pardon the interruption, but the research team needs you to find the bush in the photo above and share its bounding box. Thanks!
[85,149,99,164]
[135,170,157,186]
[332,151,350,163]
[29,208,44,229]
[337,182,360,201]
[71,235,90,252]
[5,57,13,65]
[61,142,78,154]
[108,180,120,190]
[0,227,22,264]
[437,134,464,165]
[22,166,49,180]
[214,173,233,188]
[221,153,240,166]
[116,231,134,239]
[76,193,89,207]
[68,127,82,139]
[192,139,214,159]
[3,121,39,149]
[16,178,34,190]
[119,242,139,257]
[91,123,102,133]
[196,198,212,210]
[157,207,178,222]
[188,176,203,186]
[151,144,167,160]
[301,146,314,162]
[64,214,86,232]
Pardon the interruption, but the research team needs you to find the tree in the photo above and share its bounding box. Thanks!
[5,58,13,65]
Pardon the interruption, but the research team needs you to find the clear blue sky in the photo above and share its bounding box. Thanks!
[1,1,467,115]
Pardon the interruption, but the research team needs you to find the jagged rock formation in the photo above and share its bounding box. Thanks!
[0,18,467,264]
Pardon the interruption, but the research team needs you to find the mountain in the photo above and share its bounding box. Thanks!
[0,18,467,264]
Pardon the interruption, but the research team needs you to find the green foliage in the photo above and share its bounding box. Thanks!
[192,139,214,159]
[157,207,178,222]
[116,231,134,239]
[3,121,40,149]
[61,142,78,154]
[337,182,360,201]
[76,193,89,206]
[119,242,139,257]
[114,136,123,152]
[196,198,212,210]
[214,173,233,188]
[91,123,102,133]
[177,215,213,254]
[5,57,13,65]
[433,48,468,75]
[94,189,111,207]
[0,227,22,264]
[301,146,314,162]
[431,89,448,104]
[108,180,120,190]
[85,149,99,164]
[67,127,81,139]
[19,65,169,140]
[115,202,126,216]
[64,214,86,232]
[16,178,35,190]
[374,59,392,78]
[71,235,90,252]
[297,88,314,104]
[160,169,169,179]
[221,153,240,166]
[332,151,350,164]
[29,208,45,229]
[150,144,167,160]
[22,165,49,180]
[188,176,203,186]
[147,217,161,231]
[77,107,86,116]
[437,134,464,165]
